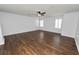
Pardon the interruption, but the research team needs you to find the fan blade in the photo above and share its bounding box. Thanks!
[37,11,41,14]
[42,12,46,14]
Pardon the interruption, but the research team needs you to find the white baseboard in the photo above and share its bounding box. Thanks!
[61,33,75,38]
[75,35,79,52]
[75,40,79,52]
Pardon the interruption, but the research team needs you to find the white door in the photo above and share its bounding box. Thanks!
[0,25,4,45]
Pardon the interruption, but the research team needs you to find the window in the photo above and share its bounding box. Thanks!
[55,18,62,29]
[40,20,44,27]
[58,19,62,28]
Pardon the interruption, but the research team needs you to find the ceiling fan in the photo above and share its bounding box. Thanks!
[37,11,46,16]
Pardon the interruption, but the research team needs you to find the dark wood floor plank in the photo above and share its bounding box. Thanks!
[0,30,78,55]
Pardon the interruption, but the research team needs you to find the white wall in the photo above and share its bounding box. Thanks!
[75,17,79,52]
[76,19,79,35]
[61,12,79,38]
[0,12,37,35]
[0,11,78,37]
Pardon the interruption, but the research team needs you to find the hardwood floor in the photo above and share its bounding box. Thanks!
[0,30,78,55]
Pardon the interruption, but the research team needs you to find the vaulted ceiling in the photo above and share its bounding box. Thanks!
[0,4,79,16]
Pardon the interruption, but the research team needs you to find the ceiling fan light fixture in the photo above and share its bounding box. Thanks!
[37,11,46,16]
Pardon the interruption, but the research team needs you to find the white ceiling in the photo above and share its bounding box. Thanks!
[0,4,79,16]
